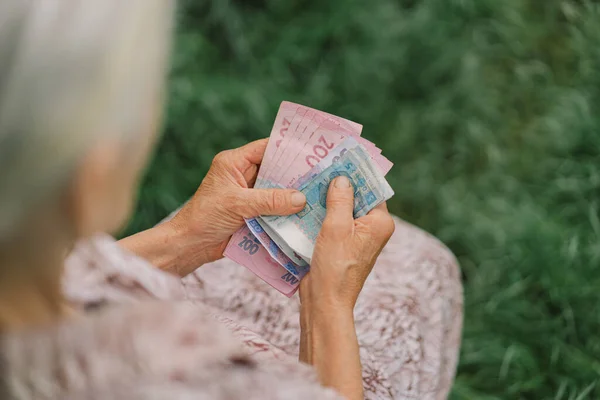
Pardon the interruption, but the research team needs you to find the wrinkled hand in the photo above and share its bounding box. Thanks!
[168,139,306,275]
[300,176,395,311]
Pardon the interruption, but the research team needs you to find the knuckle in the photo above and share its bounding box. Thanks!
[211,150,230,168]
[383,215,396,238]
[269,190,288,211]
[365,213,395,242]
[327,197,349,209]
[328,191,354,206]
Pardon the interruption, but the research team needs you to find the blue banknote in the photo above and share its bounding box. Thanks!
[245,217,309,278]
[260,144,394,262]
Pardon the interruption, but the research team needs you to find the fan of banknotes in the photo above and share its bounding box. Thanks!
[224,101,394,296]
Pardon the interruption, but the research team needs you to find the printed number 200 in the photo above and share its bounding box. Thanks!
[238,236,259,255]
[305,135,336,167]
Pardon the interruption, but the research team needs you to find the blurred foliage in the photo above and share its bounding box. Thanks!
[123,0,600,398]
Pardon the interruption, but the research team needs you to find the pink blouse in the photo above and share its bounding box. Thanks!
[1,217,462,399]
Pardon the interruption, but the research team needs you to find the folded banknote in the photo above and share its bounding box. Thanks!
[223,101,394,296]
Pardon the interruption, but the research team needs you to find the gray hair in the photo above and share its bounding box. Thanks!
[0,0,175,240]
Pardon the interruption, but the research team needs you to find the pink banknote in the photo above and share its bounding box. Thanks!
[265,104,363,181]
[268,118,391,186]
[224,101,393,296]
[256,102,303,187]
[224,227,299,297]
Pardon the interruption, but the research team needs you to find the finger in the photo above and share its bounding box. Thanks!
[241,188,306,217]
[322,176,355,233]
[243,164,258,186]
[362,202,389,220]
[246,173,258,189]
[358,202,395,239]
[359,204,389,225]
[373,202,388,212]
[235,138,269,165]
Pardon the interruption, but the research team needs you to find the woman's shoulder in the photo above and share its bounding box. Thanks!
[0,302,342,400]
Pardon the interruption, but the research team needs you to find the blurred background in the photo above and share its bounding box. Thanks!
[122,1,600,398]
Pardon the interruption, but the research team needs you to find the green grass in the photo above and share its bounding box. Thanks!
[123,0,600,398]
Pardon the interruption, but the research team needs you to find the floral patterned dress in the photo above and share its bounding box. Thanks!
[1,216,462,399]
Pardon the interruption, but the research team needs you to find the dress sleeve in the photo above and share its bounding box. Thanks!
[62,234,188,309]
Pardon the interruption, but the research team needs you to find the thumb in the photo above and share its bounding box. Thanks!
[323,176,355,232]
[242,188,307,217]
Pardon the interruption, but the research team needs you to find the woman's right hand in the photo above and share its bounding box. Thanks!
[300,175,395,312]
[298,175,395,400]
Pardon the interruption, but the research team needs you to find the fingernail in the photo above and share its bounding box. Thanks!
[334,176,351,188]
[291,192,306,207]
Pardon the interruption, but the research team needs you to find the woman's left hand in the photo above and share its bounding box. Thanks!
[165,139,306,275]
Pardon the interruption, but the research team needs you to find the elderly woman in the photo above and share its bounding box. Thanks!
[0,1,462,399]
